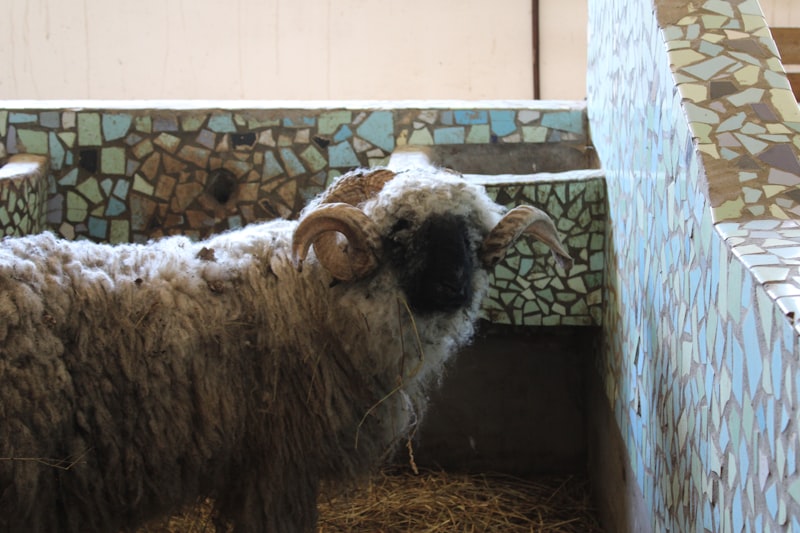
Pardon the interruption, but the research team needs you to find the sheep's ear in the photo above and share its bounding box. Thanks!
[292,203,383,281]
[480,205,573,270]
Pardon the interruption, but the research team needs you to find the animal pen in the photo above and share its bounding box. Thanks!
[3,0,800,531]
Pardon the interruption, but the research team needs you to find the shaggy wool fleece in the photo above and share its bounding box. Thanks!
[0,168,507,533]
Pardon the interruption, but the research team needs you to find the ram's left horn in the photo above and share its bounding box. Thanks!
[292,203,383,281]
[480,205,573,270]
[318,168,396,206]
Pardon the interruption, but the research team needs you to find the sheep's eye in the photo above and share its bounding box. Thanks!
[390,218,412,234]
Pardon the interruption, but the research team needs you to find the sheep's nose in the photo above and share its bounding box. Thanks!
[436,280,464,298]
[433,279,470,308]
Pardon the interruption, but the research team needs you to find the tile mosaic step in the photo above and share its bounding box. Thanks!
[717,218,800,334]
[0,154,48,237]
[408,141,597,174]
[0,101,592,243]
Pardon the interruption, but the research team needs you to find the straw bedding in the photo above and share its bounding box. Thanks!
[135,468,602,532]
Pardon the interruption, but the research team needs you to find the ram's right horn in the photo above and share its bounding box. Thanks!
[292,203,383,282]
[301,168,395,281]
[480,205,573,270]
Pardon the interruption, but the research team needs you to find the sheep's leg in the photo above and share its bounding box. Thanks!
[221,470,320,533]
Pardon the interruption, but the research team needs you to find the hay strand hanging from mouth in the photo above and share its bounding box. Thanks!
[354,297,424,451]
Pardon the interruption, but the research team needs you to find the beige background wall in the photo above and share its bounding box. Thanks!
[0,0,589,101]
[1,0,551,100]
[761,0,800,26]
[1,0,795,102]
[539,0,587,100]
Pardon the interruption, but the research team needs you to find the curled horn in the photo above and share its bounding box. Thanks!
[317,168,397,206]
[292,203,383,281]
[296,168,396,281]
[481,205,573,270]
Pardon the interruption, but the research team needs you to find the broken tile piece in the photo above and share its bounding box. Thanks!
[758,145,800,174]
[103,114,132,141]
[710,80,739,99]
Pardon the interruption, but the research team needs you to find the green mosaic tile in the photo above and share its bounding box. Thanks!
[466,124,491,143]
[15,129,48,154]
[132,174,155,195]
[76,177,103,204]
[134,116,152,133]
[101,147,126,175]
[65,191,88,222]
[77,113,102,146]
[408,128,434,145]
[318,111,352,136]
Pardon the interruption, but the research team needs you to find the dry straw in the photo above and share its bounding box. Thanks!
[317,468,602,533]
[137,468,602,533]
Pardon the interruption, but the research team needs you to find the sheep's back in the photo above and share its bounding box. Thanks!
[0,228,296,529]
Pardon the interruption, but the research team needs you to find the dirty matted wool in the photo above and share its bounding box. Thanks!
[0,168,528,533]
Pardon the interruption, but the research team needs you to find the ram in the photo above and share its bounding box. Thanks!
[0,166,571,533]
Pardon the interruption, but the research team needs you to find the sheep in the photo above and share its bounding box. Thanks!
[0,165,572,533]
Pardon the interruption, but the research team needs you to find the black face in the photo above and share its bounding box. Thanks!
[383,214,476,314]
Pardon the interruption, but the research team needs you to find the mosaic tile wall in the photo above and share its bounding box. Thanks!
[589,0,800,530]
[0,102,600,327]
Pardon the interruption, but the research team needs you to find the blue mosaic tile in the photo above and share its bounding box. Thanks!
[489,110,516,137]
[541,111,584,134]
[355,111,394,152]
[105,197,126,217]
[333,125,353,143]
[279,148,305,177]
[102,114,132,141]
[49,132,65,171]
[9,112,37,124]
[87,216,107,239]
[454,110,487,125]
[39,111,60,129]
[208,113,236,133]
[112,179,129,200]
[263,151,283,179]
[328,141,360,168]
